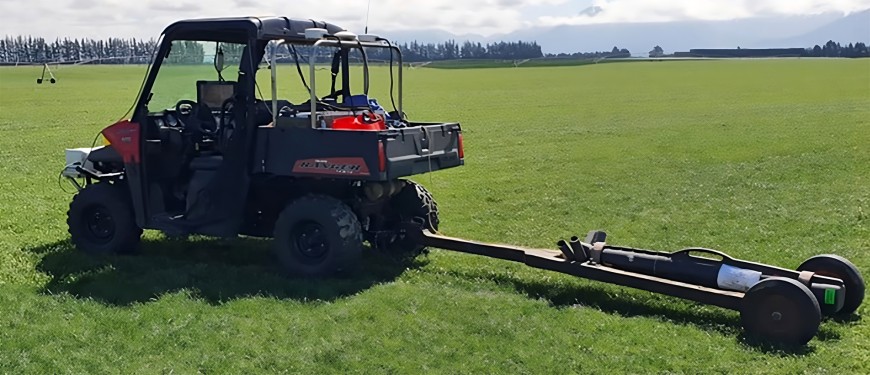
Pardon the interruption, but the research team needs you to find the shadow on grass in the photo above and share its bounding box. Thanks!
[27,238,420,306]
[439,267,853,354]
[26,239,854,354]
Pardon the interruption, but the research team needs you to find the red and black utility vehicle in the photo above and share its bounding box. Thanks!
[63,17,462,276]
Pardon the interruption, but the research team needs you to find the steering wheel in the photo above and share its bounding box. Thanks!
[219,97,236,131]
[175,99,218,135]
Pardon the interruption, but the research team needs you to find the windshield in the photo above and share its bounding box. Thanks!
[147,40,246,112]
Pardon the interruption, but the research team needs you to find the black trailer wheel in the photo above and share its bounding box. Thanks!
[380,181,439,256]
[797,254,865,316]
[67,182,142,255]
[273,195,363,277]
[740,277,821,346]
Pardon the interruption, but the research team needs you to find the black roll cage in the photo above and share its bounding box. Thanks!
[132,19,404,129]
[124,17,403,226]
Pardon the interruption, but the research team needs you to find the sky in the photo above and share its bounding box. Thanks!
[0,0,868,39]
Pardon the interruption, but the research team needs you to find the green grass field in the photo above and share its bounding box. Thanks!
[423,57,624,69]
[1,59,869,373]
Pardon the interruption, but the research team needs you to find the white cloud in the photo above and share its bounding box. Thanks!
[0,0,868,39]
[0,0,566,39]
[539,0,870,26]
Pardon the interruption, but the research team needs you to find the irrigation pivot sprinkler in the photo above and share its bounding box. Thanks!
[36,63,57,84]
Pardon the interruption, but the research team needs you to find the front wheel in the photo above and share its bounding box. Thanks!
[272,195,363,277]
[67,182,142,255]
[740,277,821,346]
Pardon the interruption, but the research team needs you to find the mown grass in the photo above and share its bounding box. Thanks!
[425,57,626,69]
[0,59,869,373]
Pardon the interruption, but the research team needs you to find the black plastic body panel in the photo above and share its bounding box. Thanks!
[253,122,463,181]
[87,146,122,164]
[384,122,464,178]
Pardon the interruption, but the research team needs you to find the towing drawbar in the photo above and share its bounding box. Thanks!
[407,227,865,346]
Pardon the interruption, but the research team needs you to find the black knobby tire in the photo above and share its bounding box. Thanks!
[740,277,821,346]
[393,181,439,230]
[797,254,865,316]
[273,195,363,277]
[382,181,439,256]
[67,182,142,255]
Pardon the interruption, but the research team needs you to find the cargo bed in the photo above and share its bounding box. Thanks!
[253,122,463,181]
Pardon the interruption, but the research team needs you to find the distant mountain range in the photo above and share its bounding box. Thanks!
[379,9,870,56]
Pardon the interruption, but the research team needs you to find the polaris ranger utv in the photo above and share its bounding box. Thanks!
[62,17,464,276]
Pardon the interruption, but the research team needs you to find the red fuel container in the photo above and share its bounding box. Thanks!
[331,113,386,131]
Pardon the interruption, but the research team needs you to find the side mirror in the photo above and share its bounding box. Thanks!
[215,49,226,73]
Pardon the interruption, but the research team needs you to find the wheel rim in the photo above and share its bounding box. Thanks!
[83,205,115,244]
[291,221,329,264]
[751,295,801,337]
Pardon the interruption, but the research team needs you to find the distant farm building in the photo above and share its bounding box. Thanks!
[673,48,806,58]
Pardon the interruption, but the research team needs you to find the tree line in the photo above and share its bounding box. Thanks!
[2,35,866,65]
[365,40,544,61]
[0,36,545,64]
[806,40,869,57]
[658,40,868,58]
[0,36,158,64]
[545,46,631,59]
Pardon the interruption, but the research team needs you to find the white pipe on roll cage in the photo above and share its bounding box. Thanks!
[397,48,403,117]
[270,44,278,126]
[310,41,318,128]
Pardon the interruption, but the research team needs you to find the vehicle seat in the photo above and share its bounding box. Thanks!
[189,155,223,171]
[254,99,293,125]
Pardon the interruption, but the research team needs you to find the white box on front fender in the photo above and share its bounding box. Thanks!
[62,147,99,178]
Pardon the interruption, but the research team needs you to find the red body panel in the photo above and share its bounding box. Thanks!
[101,120,140,164]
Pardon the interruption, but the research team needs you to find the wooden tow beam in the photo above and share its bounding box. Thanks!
[407,227,864,346]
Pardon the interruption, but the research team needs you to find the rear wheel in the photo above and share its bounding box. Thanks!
[67,182,142,255]
[273,195,363,277]
[797,254,865,316]
[377,181,439,257]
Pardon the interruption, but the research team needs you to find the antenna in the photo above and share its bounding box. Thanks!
[364,0,372,34]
